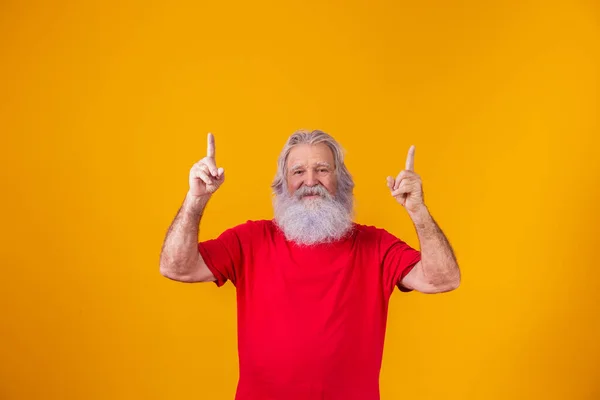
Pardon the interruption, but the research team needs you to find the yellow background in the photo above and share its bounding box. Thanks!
[1,0,598,399]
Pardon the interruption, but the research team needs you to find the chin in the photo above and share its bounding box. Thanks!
[301,196,325,207]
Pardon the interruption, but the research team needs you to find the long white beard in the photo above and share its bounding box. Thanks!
[273,184,353,246]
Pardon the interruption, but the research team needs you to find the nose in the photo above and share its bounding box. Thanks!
[304,170,318,187]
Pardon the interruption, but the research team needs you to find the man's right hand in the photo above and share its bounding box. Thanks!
[188,132,225,198]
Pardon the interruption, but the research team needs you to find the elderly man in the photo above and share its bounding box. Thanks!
[159,129,460,400]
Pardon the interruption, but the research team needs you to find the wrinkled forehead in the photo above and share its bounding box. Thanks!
[289,161,332,173]
[286,143,335,170]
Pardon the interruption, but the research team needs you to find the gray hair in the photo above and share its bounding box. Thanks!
[271,129,355,212]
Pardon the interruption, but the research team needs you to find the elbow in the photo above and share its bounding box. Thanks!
[159,261,178,280]
[436,268,461,292]
[406,260,461,294]
[159,259,189,282]
[159,263,175,279]
[427,279,460,294]
[159,257,210,283]
[443,276,461,292]
[159,264,194,283]
[425,264,461,293]
[159,254,172,278]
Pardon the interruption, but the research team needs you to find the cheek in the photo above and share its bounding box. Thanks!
[287,177,300,193]
[324,176,337,194]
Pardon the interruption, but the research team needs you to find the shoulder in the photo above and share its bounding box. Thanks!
[240,219,276,230]
[351,223,390,239]
[227,219,277,237]
[351,223,405,248]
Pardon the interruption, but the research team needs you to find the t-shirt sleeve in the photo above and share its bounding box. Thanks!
[380,229,422,297]
[197,222,252,287]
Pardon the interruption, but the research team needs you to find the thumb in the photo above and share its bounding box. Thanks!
[386,176,394,190]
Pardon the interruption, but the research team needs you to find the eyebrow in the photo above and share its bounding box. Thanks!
[315,162,332,169]
[289,164,304,172]
[289,162,332,172]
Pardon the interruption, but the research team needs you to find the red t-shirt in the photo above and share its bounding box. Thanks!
[198,219,421,400]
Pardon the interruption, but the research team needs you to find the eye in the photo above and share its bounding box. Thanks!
[318,169,329,173]
[293,170,304,175]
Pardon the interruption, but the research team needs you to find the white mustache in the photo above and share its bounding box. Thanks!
[294,185,330,199]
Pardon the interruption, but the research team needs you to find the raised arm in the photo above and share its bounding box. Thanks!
[386,145,460,294]
[159,133,225,283]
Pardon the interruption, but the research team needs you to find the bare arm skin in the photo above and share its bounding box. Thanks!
[159,193,215,283]
[386,145,461,294]
[401,205,460,293]
[159,133,225,283]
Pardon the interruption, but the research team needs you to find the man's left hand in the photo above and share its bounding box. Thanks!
[386,145,425,215]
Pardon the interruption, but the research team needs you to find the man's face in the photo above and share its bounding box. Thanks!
[285,143,337,198]
[274,141,352,246]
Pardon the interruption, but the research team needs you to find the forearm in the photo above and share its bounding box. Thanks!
[409,205,460,287]
[159,192,210,276]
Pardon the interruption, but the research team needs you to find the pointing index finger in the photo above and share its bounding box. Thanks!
[405,145,415,171]
[207,132,216,159]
